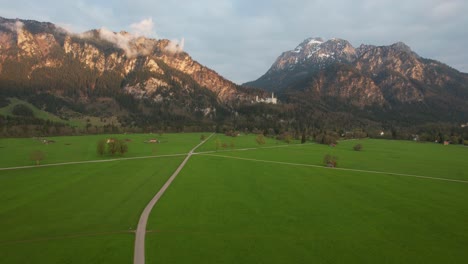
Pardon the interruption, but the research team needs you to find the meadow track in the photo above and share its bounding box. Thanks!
[133,133,215,264]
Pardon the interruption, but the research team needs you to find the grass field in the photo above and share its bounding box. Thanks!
[0,97,122,128]
[1,134,467,263]
[0,133,202,168]
[146,139,468,263]
[196,133,298,153]
[213,139,468,181]
[0,157,185,263]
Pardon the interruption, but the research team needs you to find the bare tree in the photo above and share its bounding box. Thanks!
[324,154,338,168]
[255,134,266,145]
[353,144,363,151]
[119,140,128,155]
[30,150,45,165]
[215,138,222,151]
[97,139,106,156]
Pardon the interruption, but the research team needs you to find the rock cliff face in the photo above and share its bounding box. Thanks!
[245,37,468,112]
[0,17,247,103]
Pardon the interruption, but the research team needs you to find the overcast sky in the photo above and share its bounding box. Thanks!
[1,0,467,84]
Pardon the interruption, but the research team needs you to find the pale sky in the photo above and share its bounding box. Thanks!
[1,0,467,84]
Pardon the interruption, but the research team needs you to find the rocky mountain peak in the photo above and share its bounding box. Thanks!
[390,42,413,53]
[0,16,255,103]
[245,36,468,114]
[269,37,356,73]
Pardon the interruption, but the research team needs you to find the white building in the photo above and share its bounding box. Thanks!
[255,93,278,104]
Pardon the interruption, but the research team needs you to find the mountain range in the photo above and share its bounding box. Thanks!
[0,17,467,135]
[245,37,468,124]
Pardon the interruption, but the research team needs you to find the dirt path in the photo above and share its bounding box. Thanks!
[133,133,214,264]
[0,153,188,171]
[200,153,468,184]
[0,230,133,246]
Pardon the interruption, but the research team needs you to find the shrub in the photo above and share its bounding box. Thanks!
[324,154,338,168]
[353,144,363,151]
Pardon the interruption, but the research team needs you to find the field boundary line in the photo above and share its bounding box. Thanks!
[133,133,215,264]
[0,153,188,171]
[194,142,313,155]
[201,154,468,184]
[0,230,133,246]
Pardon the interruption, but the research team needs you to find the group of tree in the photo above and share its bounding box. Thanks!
[97,139,128,156]
[214,138,235,151]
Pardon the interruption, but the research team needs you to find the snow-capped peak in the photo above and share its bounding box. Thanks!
[308,38,324,45]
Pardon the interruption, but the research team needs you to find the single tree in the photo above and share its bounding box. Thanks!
[119,140,128,155]
[97,139,106,156]
[255,134,266,145]
[108,140,119,156]
[215,138,222,151]
[200,134,206,141]
[113,140,122,156]
[230,141,235,149]
[30,150,45,165]
[324,154,338,168]
[284,134,292,144]
[301,132,306,144]
[353,144,363,151]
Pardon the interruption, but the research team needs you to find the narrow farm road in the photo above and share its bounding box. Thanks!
[133,133,214,264]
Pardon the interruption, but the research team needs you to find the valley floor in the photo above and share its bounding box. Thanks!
[0,134,467,263]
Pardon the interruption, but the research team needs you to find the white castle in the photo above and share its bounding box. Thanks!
[255,93,278,104]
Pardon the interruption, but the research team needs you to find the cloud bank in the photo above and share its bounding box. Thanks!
[79,18,185,57]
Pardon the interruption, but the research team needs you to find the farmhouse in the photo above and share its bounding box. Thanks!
[42,139,55,144]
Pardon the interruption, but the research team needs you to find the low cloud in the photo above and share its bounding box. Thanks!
[130,18,155,37]
[83,18,185,57]
[165,38,185,54]
[98,27,140,57]
[2,21,24,33]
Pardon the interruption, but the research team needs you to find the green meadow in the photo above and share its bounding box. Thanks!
[0,157,184,263]
[0,133,201,167]
[147,138,468,263]
[0,133,467,263]
[0,98,68,124]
